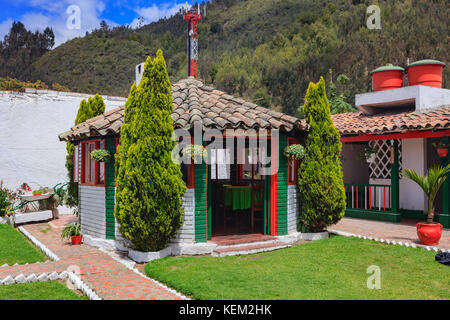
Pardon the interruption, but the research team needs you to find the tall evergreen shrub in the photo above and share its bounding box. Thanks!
[298,77,346,232]
[65,96,105,207]
[115,50,186,252]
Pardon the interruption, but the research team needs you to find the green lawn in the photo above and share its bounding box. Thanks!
[0,281,85,300]
[0,224,46,265]
[145,236,450,300]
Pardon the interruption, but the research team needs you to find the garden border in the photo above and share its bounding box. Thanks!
[328,230,450,253]
[10,226,103,300]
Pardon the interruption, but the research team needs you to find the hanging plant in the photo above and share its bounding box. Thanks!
[283,144,305,160]
[181,144,207,162]
[358,145,378,163]
[90,149,111,162]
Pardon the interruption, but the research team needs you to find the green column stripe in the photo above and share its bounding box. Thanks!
[391,140,399,214]
[277,134,288,235]
[195,162,207,243]
[105,137,116,239]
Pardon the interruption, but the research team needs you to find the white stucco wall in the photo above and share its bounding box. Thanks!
[287,184,299,234]
[172,188,196,243]
[400,138,427,212]
[0,90,125,189]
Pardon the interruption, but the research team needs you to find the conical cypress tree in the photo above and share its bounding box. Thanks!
[298,77,346,232]
[89,94,106,116]
[66,96,105,207]
[115,50,186,252]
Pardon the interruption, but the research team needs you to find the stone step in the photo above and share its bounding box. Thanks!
[212,241,291,257]
[212,234,276,246]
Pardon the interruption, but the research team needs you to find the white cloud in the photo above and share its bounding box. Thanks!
[0,1,191,47]
[130,2,185,28]
[0,19,13,41]
[0,0,109,47]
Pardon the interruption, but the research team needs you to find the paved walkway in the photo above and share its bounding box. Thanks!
[330,217,450,250]
[1,218,183,300]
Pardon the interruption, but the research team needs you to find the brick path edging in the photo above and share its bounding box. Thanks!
[0,226,102,300]
[328,230,450,253]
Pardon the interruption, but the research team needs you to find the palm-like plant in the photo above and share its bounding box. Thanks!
[403,164,450,223]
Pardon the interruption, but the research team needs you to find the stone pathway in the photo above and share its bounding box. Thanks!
[1,219,183,300]
[330,217,450,250]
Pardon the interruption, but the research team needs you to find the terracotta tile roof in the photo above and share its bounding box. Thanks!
[330,105,450,136]
[59,78,303,141]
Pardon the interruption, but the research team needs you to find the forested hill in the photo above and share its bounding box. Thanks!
[29,0,449,115]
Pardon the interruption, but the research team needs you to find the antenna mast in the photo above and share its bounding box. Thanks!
[184,4,202,79]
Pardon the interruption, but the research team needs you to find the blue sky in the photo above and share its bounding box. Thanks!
[0,0,197,46]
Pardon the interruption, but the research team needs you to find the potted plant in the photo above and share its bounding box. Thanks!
[61,222,82,245]
[90,149,111,162]
[283,144,305,160]
[432,141,448,158]
[403,164,450,245]
[406,59,446,88]
[359,145,377,164]
[370,65,404,92]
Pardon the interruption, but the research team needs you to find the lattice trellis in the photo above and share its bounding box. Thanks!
[368,139,402,179]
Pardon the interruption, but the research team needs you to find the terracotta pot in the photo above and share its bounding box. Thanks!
[437,148,448,158]
[407,60,445,88]
[71,235,83,245]
[371,66,404,92]
[416,222,442,246]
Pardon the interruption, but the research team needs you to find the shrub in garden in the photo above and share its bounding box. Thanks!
[65,96,105,207]
[298,77,346,232]
[115,50,186,252]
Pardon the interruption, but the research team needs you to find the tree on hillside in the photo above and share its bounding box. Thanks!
[0,21,54,80]
[298,77,346,232]
[115,50,186,252]
[65,96,105,207]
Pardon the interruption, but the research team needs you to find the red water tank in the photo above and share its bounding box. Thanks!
[371,65,404,91]
[407,59,445,88]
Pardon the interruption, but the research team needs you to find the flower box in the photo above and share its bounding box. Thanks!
[128,247,172,263]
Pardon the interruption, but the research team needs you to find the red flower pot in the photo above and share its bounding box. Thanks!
[371,66,404,92]
[437,148,448,158]
[407,60,445,88]
[71,235,83,245]
[416,222,443,246]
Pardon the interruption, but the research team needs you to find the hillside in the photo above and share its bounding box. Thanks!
[30,0,449,115]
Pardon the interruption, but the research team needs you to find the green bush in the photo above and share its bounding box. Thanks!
[65,95,105,207]
[298,77,346,232]
[115,50,186,252]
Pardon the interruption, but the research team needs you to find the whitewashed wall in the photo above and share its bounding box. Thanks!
[172,189,196,243]
[400,138,427,211]
[287,185,299,234]
[0,89,125,189]
[79,185,106,238]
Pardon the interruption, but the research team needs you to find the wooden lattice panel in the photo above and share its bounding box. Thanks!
[368,139,402,179]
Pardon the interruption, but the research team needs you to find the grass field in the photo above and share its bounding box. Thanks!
[0,281,85,300]
[145,236,450,300]
[0,224,46,265]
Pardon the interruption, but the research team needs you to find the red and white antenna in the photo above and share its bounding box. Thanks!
[183,3,201,79]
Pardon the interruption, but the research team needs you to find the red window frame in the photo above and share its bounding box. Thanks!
[81,139,106,187]
[186,162,195,188]
[114,137,120,186]
[287,137,299,185]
